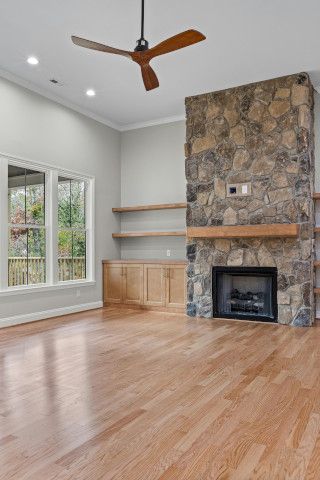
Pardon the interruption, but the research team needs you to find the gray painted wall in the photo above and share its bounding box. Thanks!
[0,77,121,320]
[120,121,186,260]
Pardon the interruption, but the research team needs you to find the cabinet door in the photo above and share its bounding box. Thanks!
[165,265,186,309]
[143,264,165,306]
[122,264,143,305]
[103,264,123,303]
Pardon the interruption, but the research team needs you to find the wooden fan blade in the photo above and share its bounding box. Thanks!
[140,63,159,91]
[71,36,132,58]
[147,30,206,59]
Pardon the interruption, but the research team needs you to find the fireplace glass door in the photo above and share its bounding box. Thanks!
[212,267,277,323]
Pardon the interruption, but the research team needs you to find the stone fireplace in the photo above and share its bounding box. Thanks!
[185,73,315,326]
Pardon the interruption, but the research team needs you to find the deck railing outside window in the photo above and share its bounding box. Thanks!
[8,257,86,287]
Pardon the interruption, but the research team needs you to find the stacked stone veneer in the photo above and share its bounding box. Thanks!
[185,73,315,326]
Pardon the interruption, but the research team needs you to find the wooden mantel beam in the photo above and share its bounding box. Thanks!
[187,224,300,239]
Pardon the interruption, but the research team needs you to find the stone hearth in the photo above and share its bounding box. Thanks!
[185,73,315,326]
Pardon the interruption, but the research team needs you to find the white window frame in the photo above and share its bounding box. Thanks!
[0,154,95,296]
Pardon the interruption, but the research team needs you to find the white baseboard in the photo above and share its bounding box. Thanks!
[0,301,103,329]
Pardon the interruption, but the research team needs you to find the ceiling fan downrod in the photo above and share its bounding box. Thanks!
[135,0,149,51]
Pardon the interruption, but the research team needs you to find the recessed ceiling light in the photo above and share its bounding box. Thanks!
[27,56,39,65]
[86,89,96,97]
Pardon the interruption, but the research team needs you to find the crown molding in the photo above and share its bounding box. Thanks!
[0,68,185,132]
[0,68,120,131]
[119,114,185,131]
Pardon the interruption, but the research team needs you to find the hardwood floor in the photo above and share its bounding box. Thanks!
[1,307,320,479]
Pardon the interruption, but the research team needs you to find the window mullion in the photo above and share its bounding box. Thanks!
[9,224,45,229]
[48,170,58,285]
[86,179,94,282]
[0,158,8,290]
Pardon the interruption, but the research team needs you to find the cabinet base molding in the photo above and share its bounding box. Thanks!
[103,302,186,314]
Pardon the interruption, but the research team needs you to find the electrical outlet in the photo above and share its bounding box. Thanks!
[227,182,252,197]
[166,249,171,257]
[76,289,81,298]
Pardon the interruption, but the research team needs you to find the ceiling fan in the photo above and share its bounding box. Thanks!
[71,0,206,91]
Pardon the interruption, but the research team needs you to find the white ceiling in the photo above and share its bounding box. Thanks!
[0,0,320,130]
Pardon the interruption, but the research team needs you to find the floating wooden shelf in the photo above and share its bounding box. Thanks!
[112,231,186,238]
[314,193,320,200]
[187,224,300,239]
[314,288,320,294]
[112,203,187,213]
[314,261,320,268]
[315,227,320,233]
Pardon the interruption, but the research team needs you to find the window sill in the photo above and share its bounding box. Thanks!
[0,280,96,297]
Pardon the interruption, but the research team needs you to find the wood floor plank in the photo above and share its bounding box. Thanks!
[0,307,320,479]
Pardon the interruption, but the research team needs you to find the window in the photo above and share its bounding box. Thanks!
[8,166,46,286]
[58,177,86,281]
[0,156,94,294]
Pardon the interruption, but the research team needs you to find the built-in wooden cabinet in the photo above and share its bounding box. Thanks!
[103,260,186,313]
[165,265,186,309]
[103,263,123,303]
[123,264,143,305]
[143,264,166,307]
[103,263,143,305]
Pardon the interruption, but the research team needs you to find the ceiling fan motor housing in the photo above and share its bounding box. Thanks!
[135,38,149,52]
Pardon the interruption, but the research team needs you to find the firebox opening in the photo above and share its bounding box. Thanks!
[212,266,278,323]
